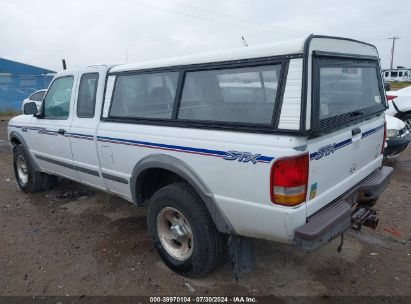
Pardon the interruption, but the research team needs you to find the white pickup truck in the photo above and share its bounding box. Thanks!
[8,35,392,277]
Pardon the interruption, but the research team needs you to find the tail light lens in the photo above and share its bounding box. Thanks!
[270,153,309,206]
[386,95,398,101]
[382,121,387,154]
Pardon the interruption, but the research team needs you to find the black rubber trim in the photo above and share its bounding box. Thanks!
[34,154,100,177]
[102,172,129,184]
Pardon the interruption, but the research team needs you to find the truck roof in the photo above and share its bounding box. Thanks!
[111,35,378,73]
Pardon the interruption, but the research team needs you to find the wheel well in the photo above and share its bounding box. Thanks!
[10,136,21,146]
[136,168,185,205]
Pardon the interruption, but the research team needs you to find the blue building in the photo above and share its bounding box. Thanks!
[0,58,55,111]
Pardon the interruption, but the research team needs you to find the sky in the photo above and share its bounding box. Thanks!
[1,0,410,72]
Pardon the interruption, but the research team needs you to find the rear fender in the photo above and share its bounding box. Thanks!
[130,154,235,234]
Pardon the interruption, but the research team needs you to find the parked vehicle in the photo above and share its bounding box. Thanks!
[384,81,391,92]
[8,35,393,277]
[385,85,411,126]
[21,89,47,113]
[385,114,411,157]
[383,69,411,82]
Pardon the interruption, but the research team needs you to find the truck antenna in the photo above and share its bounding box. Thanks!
[242,36,249,47]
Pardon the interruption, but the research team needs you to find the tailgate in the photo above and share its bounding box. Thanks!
[306,55,386,217]
[307,117,385,216]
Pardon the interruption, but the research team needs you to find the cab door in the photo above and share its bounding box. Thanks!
[28,74,78,180]
[69,70,106,189]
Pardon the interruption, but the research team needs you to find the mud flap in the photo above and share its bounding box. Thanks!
[228,235,255,280]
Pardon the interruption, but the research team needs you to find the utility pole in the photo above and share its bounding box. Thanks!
[388,36,401,69]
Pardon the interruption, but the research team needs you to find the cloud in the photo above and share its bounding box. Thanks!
[1,0,409,70]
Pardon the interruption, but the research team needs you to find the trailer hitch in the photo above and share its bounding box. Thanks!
[351,206,379,231]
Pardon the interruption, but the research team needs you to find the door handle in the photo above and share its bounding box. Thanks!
[352,127,361,136]
[57,129,66,135]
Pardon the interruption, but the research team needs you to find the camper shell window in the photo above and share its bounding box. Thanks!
[109,72,179,119]
[107,60,286,131]
[313,56,386,131]
[178,64,281,125]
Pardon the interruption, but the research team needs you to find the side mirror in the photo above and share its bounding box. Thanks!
[23,102,38,115]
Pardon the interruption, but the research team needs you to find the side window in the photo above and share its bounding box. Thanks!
[177,64,281,124]
[43,76,74,119]
[384,72,389,77]
[29,91,46,101]
[77,73,99,118]
[399,71,403,77]
[109,72,179,119]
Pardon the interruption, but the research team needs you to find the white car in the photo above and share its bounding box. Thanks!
[385,85,411,126]
[21,89,47,113]
[385,114,411,157]
[8,35,392,277]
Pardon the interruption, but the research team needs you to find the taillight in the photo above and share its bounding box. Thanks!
[270,153,309,206]
[386,95,398,101]
[382,121,387,154]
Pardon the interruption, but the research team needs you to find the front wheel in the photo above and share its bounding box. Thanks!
[13,145,57,193]
[147,183,224,278]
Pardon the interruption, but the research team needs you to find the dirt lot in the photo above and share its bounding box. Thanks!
[0,117,410,298]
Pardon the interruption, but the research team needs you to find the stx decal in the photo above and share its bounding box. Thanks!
[312,144,336,160]
[223,151,262,164]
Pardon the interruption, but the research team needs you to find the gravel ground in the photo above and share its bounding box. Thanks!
[0,117,410,297]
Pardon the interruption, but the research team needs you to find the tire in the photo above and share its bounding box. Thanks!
[13,145,57,193]
[147,182,224,278]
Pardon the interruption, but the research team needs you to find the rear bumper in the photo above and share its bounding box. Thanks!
[385,132,411,157]
[293,166,393,250]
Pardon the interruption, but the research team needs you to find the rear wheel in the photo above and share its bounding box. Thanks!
[13,145,57,193]
[147,183,223,277]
